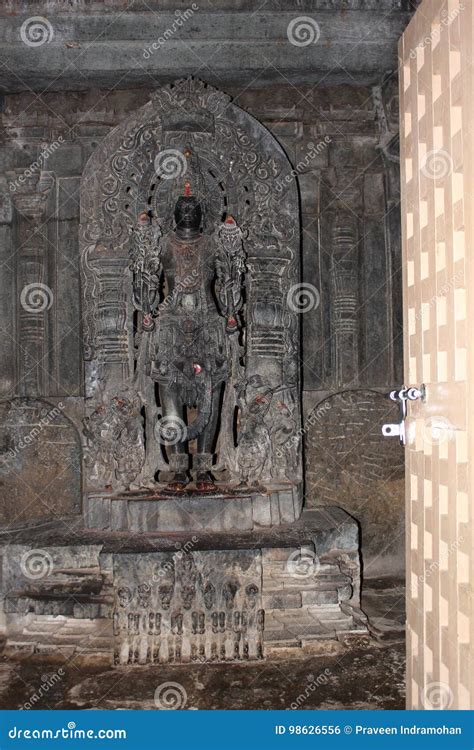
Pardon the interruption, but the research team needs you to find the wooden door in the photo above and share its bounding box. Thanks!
[399,0,473,709]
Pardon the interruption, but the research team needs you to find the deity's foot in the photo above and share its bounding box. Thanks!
[165,472,189,492]
[193,454,217,492]
[196,472,218,493]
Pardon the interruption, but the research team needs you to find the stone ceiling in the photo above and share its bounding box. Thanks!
[0,1,420,93]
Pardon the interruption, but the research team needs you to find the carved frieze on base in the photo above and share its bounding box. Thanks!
[0,508,367,666]
[112,551,264,665]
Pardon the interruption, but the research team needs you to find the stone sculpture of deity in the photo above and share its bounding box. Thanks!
[129,175,245,492]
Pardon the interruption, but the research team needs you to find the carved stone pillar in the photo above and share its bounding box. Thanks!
[7,169,55,396]
[330,213,359,386]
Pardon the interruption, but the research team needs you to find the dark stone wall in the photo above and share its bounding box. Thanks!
[0,79,404,569]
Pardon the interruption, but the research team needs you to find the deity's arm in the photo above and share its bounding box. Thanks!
[214,217,246,332]
[129,212,162,316]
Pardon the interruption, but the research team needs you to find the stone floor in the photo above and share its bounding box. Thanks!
[0,576,405,710]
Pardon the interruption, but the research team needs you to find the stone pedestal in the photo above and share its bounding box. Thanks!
[0,508,368,666]
[84,484,303,533]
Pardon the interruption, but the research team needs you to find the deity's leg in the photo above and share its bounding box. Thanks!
[159,385,189,490]
[195,385,222,491]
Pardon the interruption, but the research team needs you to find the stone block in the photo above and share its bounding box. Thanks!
[278,490,297,524]
[263,592,302,610]
[110,500,128,531]
[261,547,293,562]
[85,496,110,531]
[269,495,281,526]
[252,495,272,527]
[302,590,339,606]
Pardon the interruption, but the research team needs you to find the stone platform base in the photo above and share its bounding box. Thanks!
[84,483,303,533]
[0,508,368,666]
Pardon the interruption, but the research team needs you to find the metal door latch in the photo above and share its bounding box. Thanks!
[382,385,425,446]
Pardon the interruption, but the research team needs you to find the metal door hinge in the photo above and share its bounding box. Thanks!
[382,384,425,446]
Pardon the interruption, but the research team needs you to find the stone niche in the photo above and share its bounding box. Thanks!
[79,77,303,531]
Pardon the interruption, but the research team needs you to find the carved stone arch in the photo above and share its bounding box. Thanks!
[79,77,302,504]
